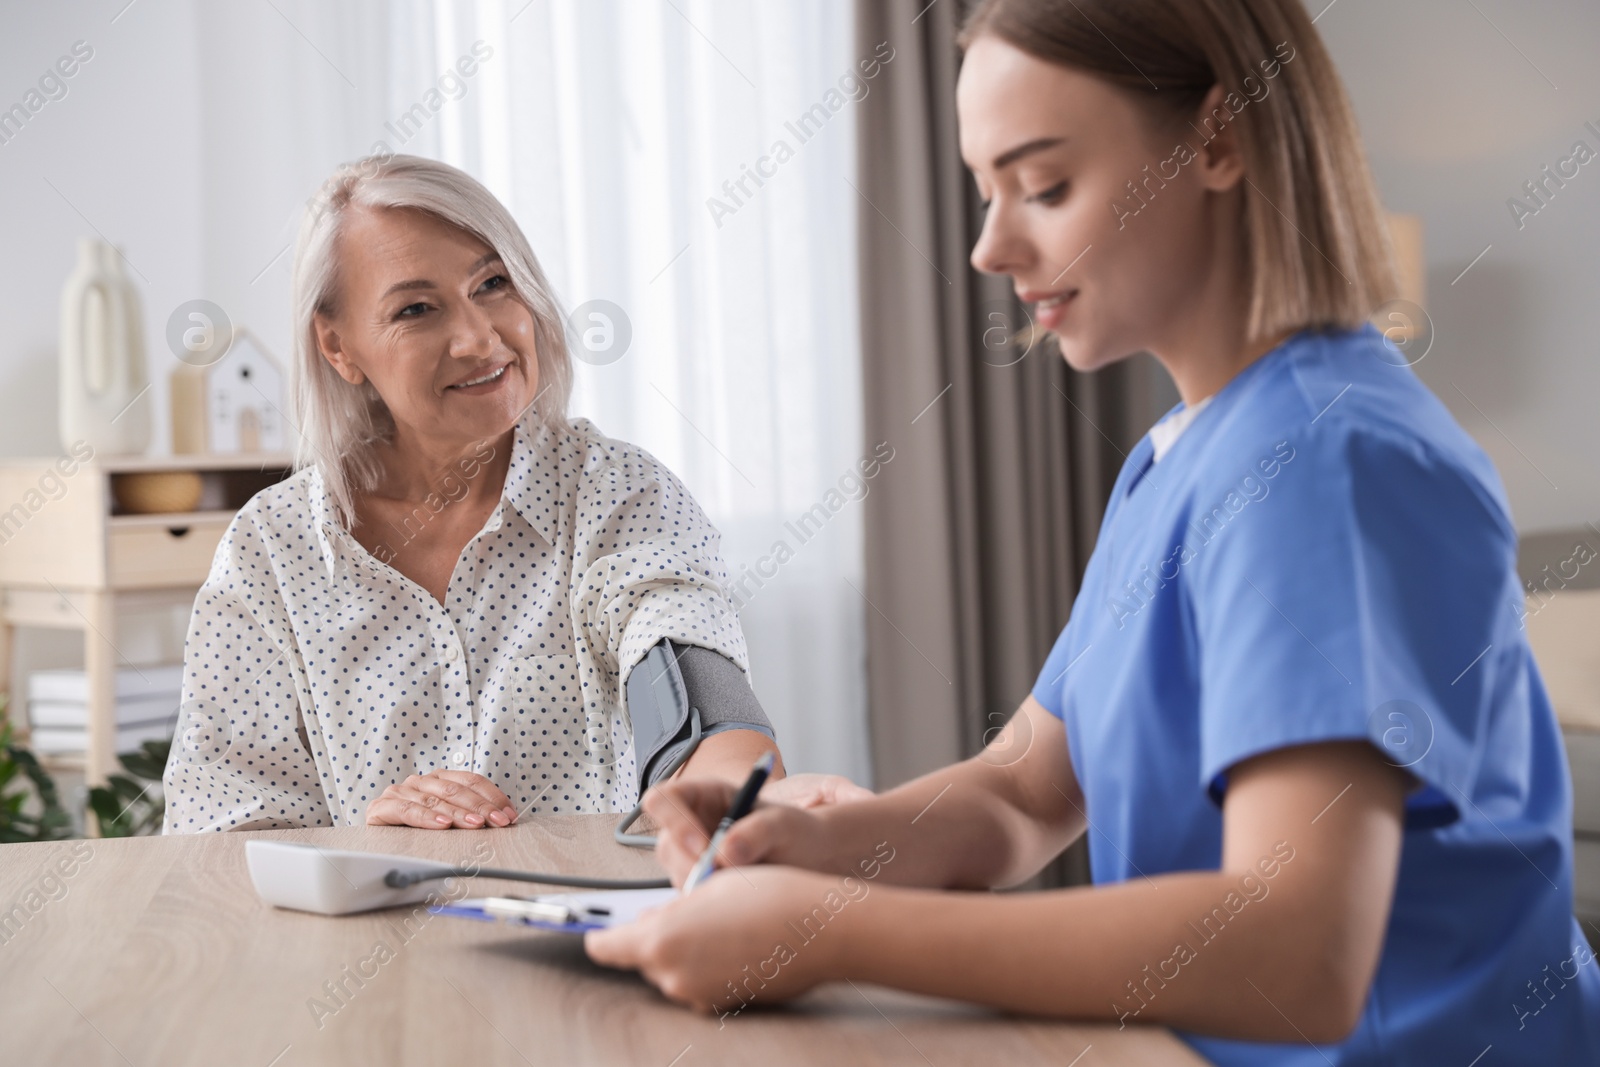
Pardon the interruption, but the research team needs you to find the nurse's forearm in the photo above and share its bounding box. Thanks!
[829,869,1350,1042]
[776,700,1083,890]
[824,741,1405,1043]
[803,749,1083,890]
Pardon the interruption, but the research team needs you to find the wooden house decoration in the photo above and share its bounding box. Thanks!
[171,328,288,454]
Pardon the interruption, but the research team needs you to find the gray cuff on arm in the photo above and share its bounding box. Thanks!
[625,639,775,793]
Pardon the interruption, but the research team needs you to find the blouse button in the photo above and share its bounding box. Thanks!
[451,751,466,766]
[444,644,461,662]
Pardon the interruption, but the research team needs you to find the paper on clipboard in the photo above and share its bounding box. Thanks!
[430,887,678,933]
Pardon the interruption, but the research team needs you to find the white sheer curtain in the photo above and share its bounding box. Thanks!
[201,0,871,782]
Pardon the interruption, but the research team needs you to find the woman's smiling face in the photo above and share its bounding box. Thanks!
[957,35,1239,374]
[313,206,540,454]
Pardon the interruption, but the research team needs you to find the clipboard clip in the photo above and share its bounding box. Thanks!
[481,896,582,925]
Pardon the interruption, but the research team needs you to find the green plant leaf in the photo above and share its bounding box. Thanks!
[119,739,170,782]
[0,706,74,842]
[87,787,129,837]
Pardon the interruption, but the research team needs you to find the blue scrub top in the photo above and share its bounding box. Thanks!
[1032,326,1600,1064]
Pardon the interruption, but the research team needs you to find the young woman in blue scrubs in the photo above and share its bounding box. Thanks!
[589,0,1600,1060]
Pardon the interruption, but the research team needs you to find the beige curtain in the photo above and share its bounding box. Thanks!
[854,0,1167,840]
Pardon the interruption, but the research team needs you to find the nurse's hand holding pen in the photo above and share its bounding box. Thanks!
[584,700,1064,1011]
[645,773,869,885]
[585,760,879,1014]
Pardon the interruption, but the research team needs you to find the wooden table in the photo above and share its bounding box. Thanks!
[0,817,1207,1066]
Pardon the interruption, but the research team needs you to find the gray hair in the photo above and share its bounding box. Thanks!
[289,153,572,525]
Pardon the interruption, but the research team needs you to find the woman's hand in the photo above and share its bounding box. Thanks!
[760,772,874,810]
[585,865,849,1013]
[643,777,841,886]
[365,770,518,828]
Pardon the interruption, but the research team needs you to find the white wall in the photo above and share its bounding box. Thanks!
[1314,0,1600,532]
[0,0,204,457]
[192,2,421,372]
[0,1,208,713]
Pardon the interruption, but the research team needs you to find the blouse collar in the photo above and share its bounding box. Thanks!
[308,409,573,578]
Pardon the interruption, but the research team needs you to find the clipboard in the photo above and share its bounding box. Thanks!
[430,887,678,934]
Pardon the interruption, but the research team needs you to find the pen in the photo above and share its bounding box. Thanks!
[681,752,775,893]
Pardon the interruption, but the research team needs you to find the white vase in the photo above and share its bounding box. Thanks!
[59,238,151,456]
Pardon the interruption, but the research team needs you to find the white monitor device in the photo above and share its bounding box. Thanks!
[245,840,450,916]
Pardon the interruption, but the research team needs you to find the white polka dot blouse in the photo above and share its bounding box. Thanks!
[162,415,749,832]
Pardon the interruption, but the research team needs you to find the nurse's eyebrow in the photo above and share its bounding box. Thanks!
[991,136,1067,170]
[380,252,503,299]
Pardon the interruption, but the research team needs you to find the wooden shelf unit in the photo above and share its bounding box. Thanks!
[0,451,293,806]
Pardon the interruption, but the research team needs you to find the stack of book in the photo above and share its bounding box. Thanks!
[27,664,184,756]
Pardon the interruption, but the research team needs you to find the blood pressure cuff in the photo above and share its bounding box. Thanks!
[625,639,776,793]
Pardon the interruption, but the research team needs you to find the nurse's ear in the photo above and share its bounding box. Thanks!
[1190,84,1248,194]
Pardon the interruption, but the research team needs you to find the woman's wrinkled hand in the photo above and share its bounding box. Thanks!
[760,772,875,810]
[365,770,517,829]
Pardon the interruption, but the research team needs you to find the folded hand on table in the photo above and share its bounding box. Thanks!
[365,770,518,829]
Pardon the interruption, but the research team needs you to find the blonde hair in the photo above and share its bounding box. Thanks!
[960,0,1398,341]
[289,154,572,525]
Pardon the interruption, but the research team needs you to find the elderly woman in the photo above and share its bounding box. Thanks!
[163,155,853,832]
